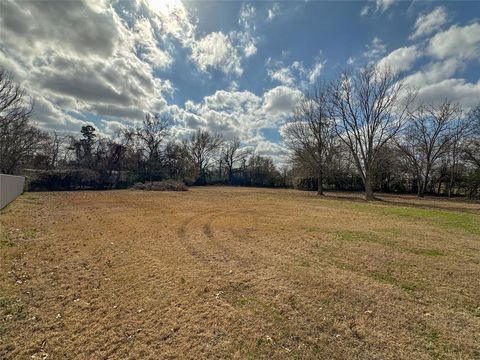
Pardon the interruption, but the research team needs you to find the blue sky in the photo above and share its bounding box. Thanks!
[0,0,479,161]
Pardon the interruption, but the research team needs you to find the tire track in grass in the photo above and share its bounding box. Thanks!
[176,210,247,272]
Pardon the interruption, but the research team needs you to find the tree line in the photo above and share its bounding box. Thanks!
[1,66,479,199]
[0,67,284,190]
[284,66,480,200]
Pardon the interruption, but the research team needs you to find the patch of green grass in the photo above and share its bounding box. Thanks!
[465,305,480,318]
[0,236,15,248]
[23,228,37,240]
[381,207,480,235]
[234,297,250,307]
[0,297,27,320]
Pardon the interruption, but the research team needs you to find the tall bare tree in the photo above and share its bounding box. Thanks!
[284,84,336,195]
[463,105,480,169]
[445,108,474,197]
[136,113,172,162]
[41,131,65,170]
[221,138,251,185]
[134,112,172,180]
[0,68,46,174]
[330,65,414,200]
[186,129,223,183]
[396,100,461,197]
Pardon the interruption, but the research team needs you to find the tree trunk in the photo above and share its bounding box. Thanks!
[418,179,427,198]
[317,167,324,196]
[417,183,423,197]
[364,173,375,201]
[448,162,456,198]
[418,169,429,198]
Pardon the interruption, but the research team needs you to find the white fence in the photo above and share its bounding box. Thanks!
[0,174,25,209]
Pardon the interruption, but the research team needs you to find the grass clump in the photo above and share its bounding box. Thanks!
[0,297,27,320]
[0,233,15,248]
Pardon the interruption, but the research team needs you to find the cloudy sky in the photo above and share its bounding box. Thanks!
[1,0,479,160]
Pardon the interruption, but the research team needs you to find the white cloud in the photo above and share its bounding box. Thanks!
[415,79,480,109]
[175,85,301,158]
[0,0,179,134]
[191,32,243,76]
[410,6,448,40]
[361,0,395,16]
[267,57,325,88]
[360,5,370,17]
[428,22,480,61]
[263,86,302,115]
[234,3,259,58]
[266,58,299,86]
[404,58,464,88]
[132,18,172,70]
[101,119,127,135]
[364,37,387,60]
[0,0,120,60]
[308,61,324,84]
[377,46,420,73]
[402,58,479,108]
[376,0,395,12]
[267,3,281,22]
[239,3,256,29]
[145,0,197,47]
[269,67,295,86]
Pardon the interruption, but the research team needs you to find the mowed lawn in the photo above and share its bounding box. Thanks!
[1,188,479,359]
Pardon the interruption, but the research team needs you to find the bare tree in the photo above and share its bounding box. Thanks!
[40,131,65,170]
[0,68,46,174]
[396,100,461,197]
[221,138,251,185]
[162,141,192,180]
[445,108,474,197]
[186,129,223,183]
[330,65,414,200]
[134,112,172,180]
[284,84,336,195]
[463,104,480,169]
[136,112,172,162]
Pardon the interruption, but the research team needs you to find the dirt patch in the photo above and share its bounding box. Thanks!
[1,188,479,359]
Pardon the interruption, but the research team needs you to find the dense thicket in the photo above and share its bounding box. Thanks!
[1,66,479,198]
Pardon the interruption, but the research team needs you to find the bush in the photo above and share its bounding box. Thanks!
[131,179,188,191]
[28,169,101,191]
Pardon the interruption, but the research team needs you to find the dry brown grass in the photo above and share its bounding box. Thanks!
[1,188,479,359]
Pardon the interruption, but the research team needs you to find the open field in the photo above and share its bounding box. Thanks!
[1,188,479,359]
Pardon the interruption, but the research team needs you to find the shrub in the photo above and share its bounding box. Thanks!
[28,169,101,191]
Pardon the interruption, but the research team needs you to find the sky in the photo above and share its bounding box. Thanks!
[1,0,479,161]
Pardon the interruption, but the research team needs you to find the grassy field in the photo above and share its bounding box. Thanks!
[1,188,479,359]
